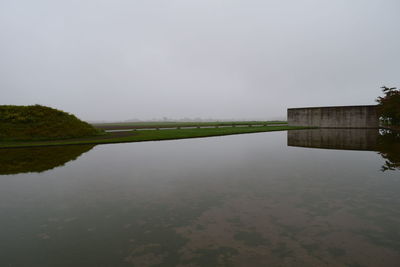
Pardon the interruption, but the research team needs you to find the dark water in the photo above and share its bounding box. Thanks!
[0,129,399,266]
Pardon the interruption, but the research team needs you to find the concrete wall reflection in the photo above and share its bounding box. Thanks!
[287,129,379,151]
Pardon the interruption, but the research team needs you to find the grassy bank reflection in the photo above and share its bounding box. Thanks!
[0,145,94,175]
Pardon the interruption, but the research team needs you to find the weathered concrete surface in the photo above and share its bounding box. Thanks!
[287,129,379,151]
[288,105,379,128]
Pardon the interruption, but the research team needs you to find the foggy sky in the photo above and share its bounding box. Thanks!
[1,0,399,121]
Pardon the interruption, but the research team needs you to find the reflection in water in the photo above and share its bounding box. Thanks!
[0,132,400,266]
[287,128,380,151]
[0,145,94,175]
[377,129,400,171]
[288,129,400,172]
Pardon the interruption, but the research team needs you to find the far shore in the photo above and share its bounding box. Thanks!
[0,124,308,149]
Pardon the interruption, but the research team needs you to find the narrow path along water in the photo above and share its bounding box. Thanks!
[104,124,285,132]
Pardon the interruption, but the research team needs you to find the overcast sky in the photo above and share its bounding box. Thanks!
[1,0,399,121]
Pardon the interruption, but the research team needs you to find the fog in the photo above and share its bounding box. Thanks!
[1,0,399,121]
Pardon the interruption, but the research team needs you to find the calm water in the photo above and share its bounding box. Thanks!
[0,130,399,266]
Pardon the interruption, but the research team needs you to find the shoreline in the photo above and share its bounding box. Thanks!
[0,126,307,149]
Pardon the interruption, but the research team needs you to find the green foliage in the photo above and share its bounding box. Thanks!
[0,105,102,141]
[376,86,400,125]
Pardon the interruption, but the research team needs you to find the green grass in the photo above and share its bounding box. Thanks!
[0,105,101,141]
[0,126,307,148]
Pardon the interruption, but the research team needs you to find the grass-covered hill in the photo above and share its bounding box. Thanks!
[0,105,101,141]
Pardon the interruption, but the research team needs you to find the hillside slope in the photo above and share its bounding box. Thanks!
[0,105,101,141]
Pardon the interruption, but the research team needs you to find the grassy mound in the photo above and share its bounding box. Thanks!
[0,105,101,141]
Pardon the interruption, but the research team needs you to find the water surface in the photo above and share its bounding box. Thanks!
[0,130,399,266]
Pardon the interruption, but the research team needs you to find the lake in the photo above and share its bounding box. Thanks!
[0,129,399,266]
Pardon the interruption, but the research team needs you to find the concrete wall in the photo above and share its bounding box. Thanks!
[287,129,379,151]
[288,105,379,128]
